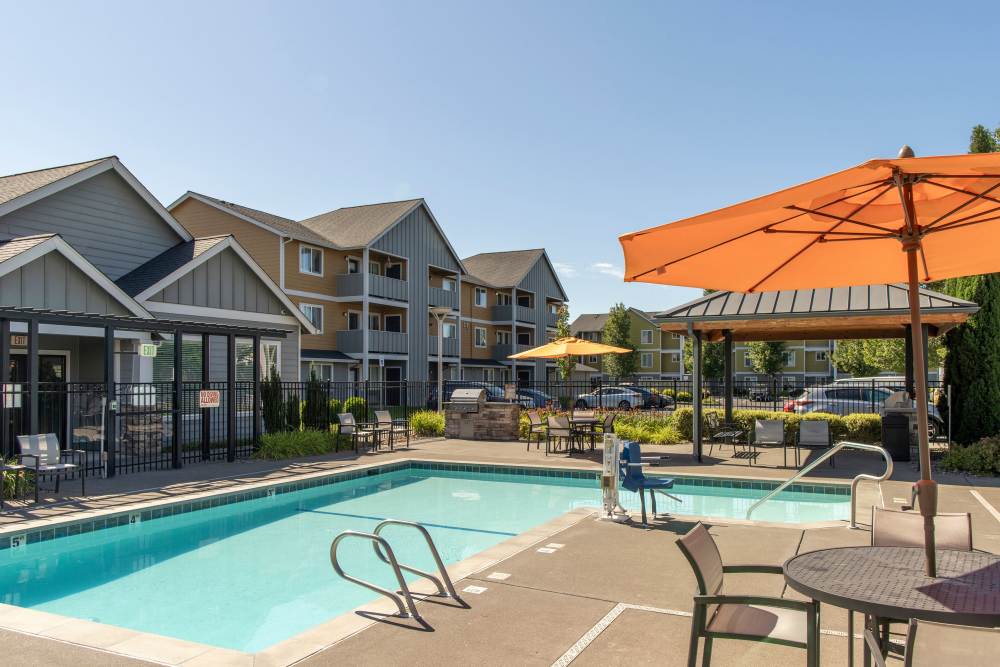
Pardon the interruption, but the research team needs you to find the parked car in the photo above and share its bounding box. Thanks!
[783,384,944,438]
[619,383,673,409]
[425,382,532,410]
[516,388,553,408]
[574,386,644,410]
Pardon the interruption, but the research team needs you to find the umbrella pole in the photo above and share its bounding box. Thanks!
[905,241,937,577]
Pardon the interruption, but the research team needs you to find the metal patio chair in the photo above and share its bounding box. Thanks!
[17,433,86,502]
[705,412,747,459]
[337,413,378,453]
[753,419,787,466]
[597,412,616,435]
[375,410,409,450]
[676,523,820,667]
[525,410,546,451]
[865,619,999,667]
[794,420,834,468]
[545,415,575,455]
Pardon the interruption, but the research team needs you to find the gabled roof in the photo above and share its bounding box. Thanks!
[0,234,152,318]
[116,235,230,297]
[462,248,569,301]
[570,313,609,334]
[299,198,423,248]
[0,157,192,242]
[169,192,335,248]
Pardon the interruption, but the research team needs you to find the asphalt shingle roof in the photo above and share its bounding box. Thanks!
[461,249,545,288]
[190,193,332,247]
[0,158,109,207]
[570,312,609,334]
[299,199,422,248]
[116,235,230,297]
[0,234,56,264]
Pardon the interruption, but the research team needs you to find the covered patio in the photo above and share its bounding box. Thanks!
[653,283,978,462]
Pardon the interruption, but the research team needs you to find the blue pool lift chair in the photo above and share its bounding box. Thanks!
[619,441,676,524]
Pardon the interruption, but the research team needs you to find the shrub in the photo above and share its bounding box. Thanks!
[841,413,882,443]
[672,407,881,445]
[255,429,338,459]
[328,398,343,421]
[302,377,329,430]
[410,410,445,437]
[343,396,368,422]
[939,436,1000,476]
[676,391,692,403]
[261,372,286,433]
[286,395,301,431]
[660,388,676,398]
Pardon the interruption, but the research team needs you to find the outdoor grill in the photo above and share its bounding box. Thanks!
[445,387,518,440]
[448,387,486,413]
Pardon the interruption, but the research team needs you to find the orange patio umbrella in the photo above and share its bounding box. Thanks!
[507,336,632,360]
[620,147,1000,576]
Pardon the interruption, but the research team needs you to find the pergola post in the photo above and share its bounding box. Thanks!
[172,330,183,469]
[226,334,236,462]
[252,334,261,450]
[27,318,39,435]
[104,326,116,477]
[201,333,210,460]
[689,322,703,463]
[723,329,734,423]
[0,319,9,458]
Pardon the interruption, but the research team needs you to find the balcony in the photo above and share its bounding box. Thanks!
[545,310,559,328]
[335,273,408,301]
[491,304,534,323]
[428,335,459,357]
[493,343,532,361]
[336,330,408,354]
[428,286,459,310]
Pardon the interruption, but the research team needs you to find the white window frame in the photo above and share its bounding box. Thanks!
[588,355,599,363]
[346,310,362,330]
[670,353,680,363]
[744,356,752,368]
[474,327,487,348]
[442,322,457,339]
[384,313,403,333]
[261,340,282,377]
[496,292,511,306]
[496,330,511,345]
[483,368,495,383]
[368,259,381,276]
[549,302,559,314]
[310,362,334,381]
[640,352,653,368]
[385,261,403,280]
[298,303,324,333]
[640,329,653,345]
[442,277,457,292]
[346,257,361,274]
[298,244,323,277]
[369,313,381,331]
[783,351,796,366]
[474,287,487,308]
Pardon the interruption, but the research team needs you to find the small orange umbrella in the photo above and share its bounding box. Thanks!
[507,336,631,360]
[620,147,1000,576]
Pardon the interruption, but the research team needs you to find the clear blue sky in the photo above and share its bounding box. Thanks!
[2,1,996,318]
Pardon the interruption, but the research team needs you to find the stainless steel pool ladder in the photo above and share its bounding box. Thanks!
[329,519,462,620]
[744,441,893,527]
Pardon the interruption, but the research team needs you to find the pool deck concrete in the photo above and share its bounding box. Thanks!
[1,437,998,666]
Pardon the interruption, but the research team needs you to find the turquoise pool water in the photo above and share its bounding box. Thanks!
[0,465,847,651]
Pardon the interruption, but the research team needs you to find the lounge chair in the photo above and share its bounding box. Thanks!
[619,441,675,524]
[546,415,574,455]
[337,413,378,453]
[865,619,999,667]
[17,433,86,502]
[676,523,820,667]
[375,410,409,450]
[525,411,546,451]
[753,419,787,466]
[794,420,834,467]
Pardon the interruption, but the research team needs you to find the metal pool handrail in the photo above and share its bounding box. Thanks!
[744,441,893,527]
[373,519,462,602]
[329,530,422,619]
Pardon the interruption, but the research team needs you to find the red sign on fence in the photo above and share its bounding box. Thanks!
[198,389,221,408]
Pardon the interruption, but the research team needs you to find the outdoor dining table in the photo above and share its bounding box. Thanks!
[568,417,600,452]
[783,546,1000,667]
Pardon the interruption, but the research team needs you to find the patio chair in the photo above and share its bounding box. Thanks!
[546,415,575,455]
[865,619,999,667]
[337,413,377,453]
[619,441,675,524]
[706,412,747,459]
[375,410,409,450]
[572,408,595,420]
[676,523,820,667]
[597,412,616,435]
[871,506,973,551]
[794,420,834,468]
[753,419,788,466]
[525,411,546,451]
[17,433,86,502]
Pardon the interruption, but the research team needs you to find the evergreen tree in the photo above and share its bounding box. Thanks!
[555,305,573,380]
[602,303,638,378]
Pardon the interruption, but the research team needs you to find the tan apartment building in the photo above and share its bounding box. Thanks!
[570,308,685,380]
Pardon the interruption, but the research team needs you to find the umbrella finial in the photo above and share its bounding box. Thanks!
[898,145,915,158]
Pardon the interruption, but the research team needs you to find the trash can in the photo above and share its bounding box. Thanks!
[881,412,911,461]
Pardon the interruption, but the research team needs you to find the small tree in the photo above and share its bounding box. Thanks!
[746,341,786,380]
[302,374,329,430]
[602,303,638,378]
[260,366,286,433]
[831,340,881,377]
[683,337,725,379]
[555,305,573,380]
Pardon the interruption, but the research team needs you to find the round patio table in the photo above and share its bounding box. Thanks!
[784,546,1000,666]
[569,417,599,452]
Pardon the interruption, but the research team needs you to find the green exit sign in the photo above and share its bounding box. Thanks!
[139,343,158,358]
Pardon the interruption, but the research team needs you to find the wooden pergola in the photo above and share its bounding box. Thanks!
[652,284,978,461]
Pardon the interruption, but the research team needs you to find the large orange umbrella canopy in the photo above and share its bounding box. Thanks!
[508,336,631,360]
[620,152,1000,292]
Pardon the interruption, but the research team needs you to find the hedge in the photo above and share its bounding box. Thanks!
[939,436,1000,476]
[672,407,882,444]
[255,429,341,459]
[410,410,445,437]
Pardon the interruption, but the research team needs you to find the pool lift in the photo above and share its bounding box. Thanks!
[601,434,681,524]
[330,519,465,623]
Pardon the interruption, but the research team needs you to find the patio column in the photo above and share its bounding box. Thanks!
[27,318,39,435]
[723,329,734,423]
[201,334,210,460]
[104,326,116,477]
[0,319,8,457]
[226,334,236,462]
[689,323,703,463]
[172,330,183,469]
[252,334,261,450]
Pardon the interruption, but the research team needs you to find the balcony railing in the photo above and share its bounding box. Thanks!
[336,330,409,354]
[335,273,408,301]
[428,335,459,357]
[493,343,532,361]
[545,310,559,328]
[428,286,459,310]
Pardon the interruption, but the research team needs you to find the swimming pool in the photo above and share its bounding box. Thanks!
[0,462,848,652]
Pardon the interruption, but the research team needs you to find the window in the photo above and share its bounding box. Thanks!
[815,351,828,361]
[442,322,456,338]
[385,262,402,280]
[744,356,752,368]
[310,363,334,381]
[346,257,360,274]
[384,314,402,333]
[441,277,456,291]
[640,352,653,368]
[670,353,680,363]
[299,245,323,276]
[261,341,281,377]
[369,260,381,275]
[783,351,796,366]
[496,292,511,306]
[483,368,495,383]
[640,329,653,345]
[670,332,681,339]
[549,303,559,314]
[474,327,487,347]
[516,294,531,308]
[474,287,487,307]
[369,314,381,330]
[496,330,511,345]
[299,303,323,333]
[346,312,361,330]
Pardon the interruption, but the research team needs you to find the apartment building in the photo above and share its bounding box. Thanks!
[733,340,835,383]
[570,308,684,379]
[460,249,568,384]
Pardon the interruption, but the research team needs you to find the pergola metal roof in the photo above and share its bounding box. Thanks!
[654,283,977,342]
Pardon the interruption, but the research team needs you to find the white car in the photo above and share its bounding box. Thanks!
[574,386,644,409]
